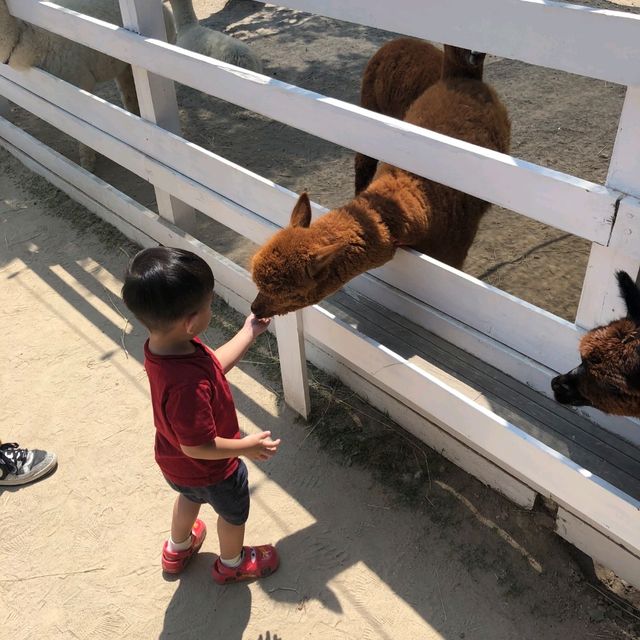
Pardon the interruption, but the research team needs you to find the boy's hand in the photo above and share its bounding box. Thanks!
[242,430,281,461]
[244,313,271,339]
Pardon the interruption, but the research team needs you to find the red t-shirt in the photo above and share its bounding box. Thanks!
[144,337,240,487]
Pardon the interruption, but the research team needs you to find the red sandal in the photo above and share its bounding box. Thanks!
[161,519,207,574]
[211,545,279,584]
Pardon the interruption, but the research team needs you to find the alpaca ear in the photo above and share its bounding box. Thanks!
[617,271,640,324]
[290,192,312,228]
[307,242,344,278]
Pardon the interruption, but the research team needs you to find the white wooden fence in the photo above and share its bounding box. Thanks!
[1,0,640,588]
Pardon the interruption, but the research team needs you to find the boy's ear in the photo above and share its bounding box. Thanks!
[184,311,200,336]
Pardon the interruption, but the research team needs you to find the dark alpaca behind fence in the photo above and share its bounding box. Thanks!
[552,271,640,416]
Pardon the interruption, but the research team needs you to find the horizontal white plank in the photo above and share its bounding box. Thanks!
[5,0,619,242]
[0,65,300,234]
[556,507,640,588]
[3,64,637,439]
[0,67,281,245]
[5,119,638,576]
[258,0,640,86]
[303,304,640,556]
[0,65,602,380]
[368,249,584,374]
[306,339,538,509]
[0,116,257,306]
[346,273,640,446]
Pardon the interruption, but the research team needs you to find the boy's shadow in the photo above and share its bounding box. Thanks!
[160,552,252,640]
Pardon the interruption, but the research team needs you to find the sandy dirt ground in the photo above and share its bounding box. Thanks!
[2,1,640,638]
[1,159,640,639]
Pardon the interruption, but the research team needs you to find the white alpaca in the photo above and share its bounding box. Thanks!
[0,0,176,169]
[167,0,262,73]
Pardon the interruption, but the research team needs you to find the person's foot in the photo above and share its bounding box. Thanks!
[0,443,57,486]
[161,519,207,573]
[211,545,279,585]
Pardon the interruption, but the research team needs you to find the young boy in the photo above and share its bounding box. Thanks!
[122,246,281,584]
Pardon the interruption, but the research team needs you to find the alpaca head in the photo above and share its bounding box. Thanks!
[251,193,352,318]
[551,271,640,416]
[442,45,486,79]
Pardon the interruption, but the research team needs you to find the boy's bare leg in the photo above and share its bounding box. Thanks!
[217,517,245,560]
[171,494,201,543]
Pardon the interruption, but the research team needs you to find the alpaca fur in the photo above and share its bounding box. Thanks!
[552,271,640,416]
[0,0,176,169]
[355,37,443,195]
[251,44,510,319]
[167,0,262,73]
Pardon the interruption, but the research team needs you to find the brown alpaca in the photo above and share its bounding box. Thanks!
[355,37,444,194]
[552,272,640,416]
[251,45,511,319]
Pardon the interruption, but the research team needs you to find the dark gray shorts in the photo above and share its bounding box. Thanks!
[164,459,250,526]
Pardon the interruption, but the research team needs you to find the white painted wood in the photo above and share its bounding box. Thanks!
[0,66,277,244]
[3,61,634,423]
[606,86,640,196]
[118,0,195,231]
[346,275,640,447]
[5,0,621,242]
[5,62,640,441]
[556,507,640,588]
[577,86,640,328]
[303,305,640,555]
[368,249,583,375]
[0,66,599,371]
[0,64,297,232]
[306,339,537,509]
[253,0,640,86]
[275,312,311,418]
[576,243,640,328]
[4,114,640,576]
[608,195,640,261]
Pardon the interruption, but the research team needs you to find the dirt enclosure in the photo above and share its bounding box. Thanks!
[2,0,640,638]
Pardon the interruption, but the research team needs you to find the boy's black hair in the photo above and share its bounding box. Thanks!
[122,247,215,330]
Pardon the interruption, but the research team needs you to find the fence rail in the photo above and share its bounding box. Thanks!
[5,0,625,244]
[2,0,640,587]
[256,0,640,86]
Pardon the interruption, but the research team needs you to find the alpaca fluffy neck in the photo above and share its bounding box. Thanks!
[316,171,428,271]
[168,0,198,29]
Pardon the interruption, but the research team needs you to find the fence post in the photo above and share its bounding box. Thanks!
[118,0,196,232]
[576,85,640,328]
[275,311,310,419]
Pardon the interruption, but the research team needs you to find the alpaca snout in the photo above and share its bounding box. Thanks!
[551,367,591,407]
[251,293,271,319]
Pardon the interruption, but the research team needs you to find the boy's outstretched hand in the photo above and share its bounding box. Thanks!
[242,430,281,461]
[244,313,271,339]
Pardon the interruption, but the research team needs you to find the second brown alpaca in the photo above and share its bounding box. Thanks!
[251,43,511,319]
[355,37,444,195]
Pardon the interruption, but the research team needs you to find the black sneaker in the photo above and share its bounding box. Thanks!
[0,443,57,486]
